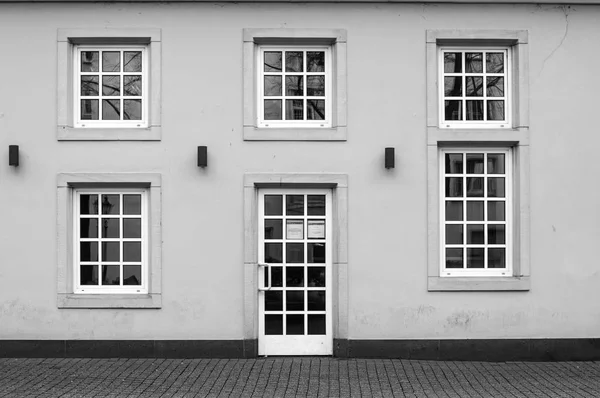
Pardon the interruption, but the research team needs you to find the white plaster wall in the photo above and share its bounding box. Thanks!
[0,3,599,339]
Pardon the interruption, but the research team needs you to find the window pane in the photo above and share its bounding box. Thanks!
[444,100,462,121]
[285,52,303,72]
[286,243,304,263]
[486,77,504,97]
[467,225,484,244]
[265,315,283,335]
[466,100,484,120]
[123,76,142,96]
[101,218,119,238]
[286,314,304,335]
[285,76,303,96]
[101,265,120,285]
[102,51,120,72]
[123,218,141,239]
[466,154,484,174]
[265,243,283,263]
[446,248,463,268]
[264,76,282,96]
[444,77,462,97]
[307,195,325,215]
[123,100,142,120]
[265,219,282,239]
[445,154,463,174]
[286,266,304,287]
[488,177,505,197]
[466,177,484,197]
[264,52,282,72]
[81,99,99,120]
[444,53,462,73]
[80,265,98,285]
[487,154,505,174]
[308,267,325,287]
[102,242,120,262]
[286,291,304,311]
[285,100,304,120]
[123,265,141,285]
[466,77,483,97]
[486,53,504,73]
[307,52,325,72]
[81,51,99,72]
[265,291,283,311]
[102,99,120,120]
[308,315,326,335]
[80,242,98,262]
[271,266,283,287]
[81,76,99,96]
[467,248,484,268]
[308,291,325,311]
[445,224,463,244]
[123,194,141,215]
[307,76,325,96]
[123,242,141,262]
[467,201,484,221]
[465,53,483,73]
[445,201,463,221]
[264,100,282,120]
[80,218,98,238]
[123,51,142,72]
[101,195,120,214]
[488,201,505,221]
[80,194,98,215]
[488,225,506,244]
[487,101,505,121]
[308,243,325,263]
[445,177,463,197]
[264,195,283,216]
[286,195,304,215]
[102,76,120,96]
[307,100,325,120]
[488,248,506,268]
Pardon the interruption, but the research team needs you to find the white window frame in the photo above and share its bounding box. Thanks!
[257,46,332,129]
[74,45,149,129]
[439,148,512,277]
[438,47,511,129]
[74,188,148,294]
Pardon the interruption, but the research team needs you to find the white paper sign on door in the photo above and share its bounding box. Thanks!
[307,219,325,239]
[286,220,304,239]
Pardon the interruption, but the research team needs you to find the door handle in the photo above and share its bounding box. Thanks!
[258,263,272,291]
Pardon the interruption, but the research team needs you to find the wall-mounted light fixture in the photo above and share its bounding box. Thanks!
[385,147,395,169]
[197,146,207,168]
[9,145,19,167]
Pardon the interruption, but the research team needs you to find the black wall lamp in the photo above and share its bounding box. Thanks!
[385,147,395,169]
[197,146,207,168]
[9,145,19,167]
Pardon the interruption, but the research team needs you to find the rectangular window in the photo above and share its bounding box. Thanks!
[258,46,331,128]
[75,189,147,294]
[440,149,512,277]
[440,48,509,128]
[75,46,147,128]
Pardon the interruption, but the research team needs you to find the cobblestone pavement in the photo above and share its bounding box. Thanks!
[1,358,599,397]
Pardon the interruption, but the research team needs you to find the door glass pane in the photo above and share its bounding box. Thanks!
[286,291,304,311]
[307,291,325,311]
[307,195,325,215]
[271,266,283,287]
[308,315,326,335]
[467,248,485,268]
[265,219,283,239]
[264,243,282,263]
[467,201,484,221]
[123,265,141,285]
[286,267,304,287]
[307,267,325,287]
[286,315,304,335]
[286,243,304,263]
[307,243,325,263]
[286,195,304,215]
[101,265,120,285]
[265,315,283,335]
[80,265,98,285]
[265,291,283,311]
[264,195,283,216]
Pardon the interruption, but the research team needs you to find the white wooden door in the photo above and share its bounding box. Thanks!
[258,189,333,356]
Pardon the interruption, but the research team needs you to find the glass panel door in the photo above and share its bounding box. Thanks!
[258,189,332,356]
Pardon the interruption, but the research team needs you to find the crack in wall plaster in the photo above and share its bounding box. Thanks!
[539,6,572,76]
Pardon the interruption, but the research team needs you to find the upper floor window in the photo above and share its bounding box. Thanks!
[440,48,510,128]
[258,46,331,128]
[75,46,147,128]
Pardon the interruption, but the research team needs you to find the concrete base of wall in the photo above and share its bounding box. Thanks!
[2,339,599,361]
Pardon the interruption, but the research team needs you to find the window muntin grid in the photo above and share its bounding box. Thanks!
[440,149,512,277]
[440,48,509,128]
[258,46,331,128]
[74,189,147,294]
[75,46,147,128]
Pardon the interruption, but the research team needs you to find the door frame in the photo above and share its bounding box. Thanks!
[243,173,349,357]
